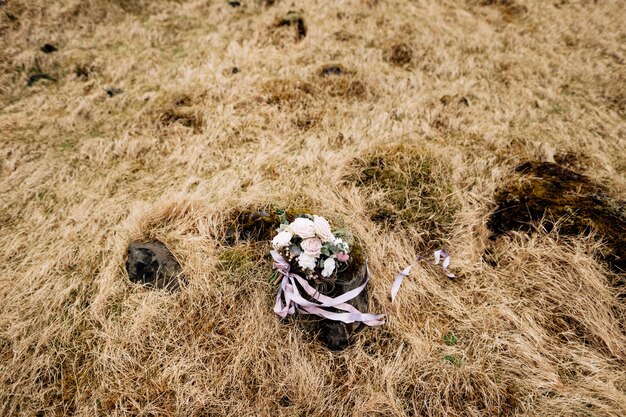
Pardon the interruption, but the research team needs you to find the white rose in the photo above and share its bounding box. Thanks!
[321,257,336,277]
[313,215,335,242]
[272,230,293,250]
[289,217,316,239]
[297,253,317,271]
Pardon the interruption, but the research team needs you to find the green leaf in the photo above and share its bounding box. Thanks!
[443,355,462,366]
[443,334,458,346]
[276,209,289,225]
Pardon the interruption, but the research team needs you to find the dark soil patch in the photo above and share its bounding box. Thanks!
[319,77,368,99]
[40,43,57,54]
[74,64,96,80]
[159,108,203,132]
[480,0,528,19]
[385,43,413,67]
[440,94,470,107]
[261,79,314,108]
[319,64,347,77]
[274,11,307,41]
[26,73,55,87]
[488,162,626,275]
[125,241,183,291]
[106,87,123,97]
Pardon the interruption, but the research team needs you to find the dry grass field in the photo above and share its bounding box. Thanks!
[1,0,626,415]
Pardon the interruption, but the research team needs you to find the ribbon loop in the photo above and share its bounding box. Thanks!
[271,250,384,326]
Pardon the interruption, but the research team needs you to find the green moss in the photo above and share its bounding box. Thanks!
[224,206,321,244]
[217,247,256,273]
[349,143,459,237]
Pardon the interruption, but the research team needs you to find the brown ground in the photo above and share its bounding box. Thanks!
[1,0,625,416]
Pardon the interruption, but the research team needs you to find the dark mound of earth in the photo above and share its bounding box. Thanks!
[488,161,626,275]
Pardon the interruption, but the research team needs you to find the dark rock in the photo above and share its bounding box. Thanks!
[106,87,123,97]
[41,44,57,54]
[488,162,626,275]
[26,73,55,87]
[125,241,183,291]
[228,1,241,7]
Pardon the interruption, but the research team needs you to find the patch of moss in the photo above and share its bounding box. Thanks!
[349,143,459,240]
[224,207,322,245]
[489,162,626,275]
[217,247,256,273]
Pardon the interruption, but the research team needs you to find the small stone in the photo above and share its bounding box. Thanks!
[125,241,183,291]
[319,65,345,77]
[41,44,57,54]
[106,87,123,97]
[228,1,241,7]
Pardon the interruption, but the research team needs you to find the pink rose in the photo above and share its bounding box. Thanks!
[337,252,349,262]
[289,217,316,239]
[301,238,322,257]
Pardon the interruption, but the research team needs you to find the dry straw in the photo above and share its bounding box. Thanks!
[1,0,625,416]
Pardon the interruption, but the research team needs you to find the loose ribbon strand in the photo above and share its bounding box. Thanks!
[390,250,455,303]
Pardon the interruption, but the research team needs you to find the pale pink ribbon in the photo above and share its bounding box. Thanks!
[271,251,385,326]
[390,250,456,302]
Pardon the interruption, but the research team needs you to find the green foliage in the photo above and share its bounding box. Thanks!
[443,333,458,346]
[443,355,463,366]
[350,143,458,239]
[217,247,255,273]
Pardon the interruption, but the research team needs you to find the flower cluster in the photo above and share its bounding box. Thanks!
[271,214,350,280]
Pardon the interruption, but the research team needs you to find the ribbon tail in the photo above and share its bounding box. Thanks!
[433,249,442,265]
[273,275,291,318]
[391,264,412,303]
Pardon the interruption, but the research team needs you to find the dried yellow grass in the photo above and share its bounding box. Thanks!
[1,0,625,416]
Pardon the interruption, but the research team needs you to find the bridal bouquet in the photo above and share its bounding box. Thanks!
[270,211,384,327]
[270,212,351,283]
[267,210,453,328]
